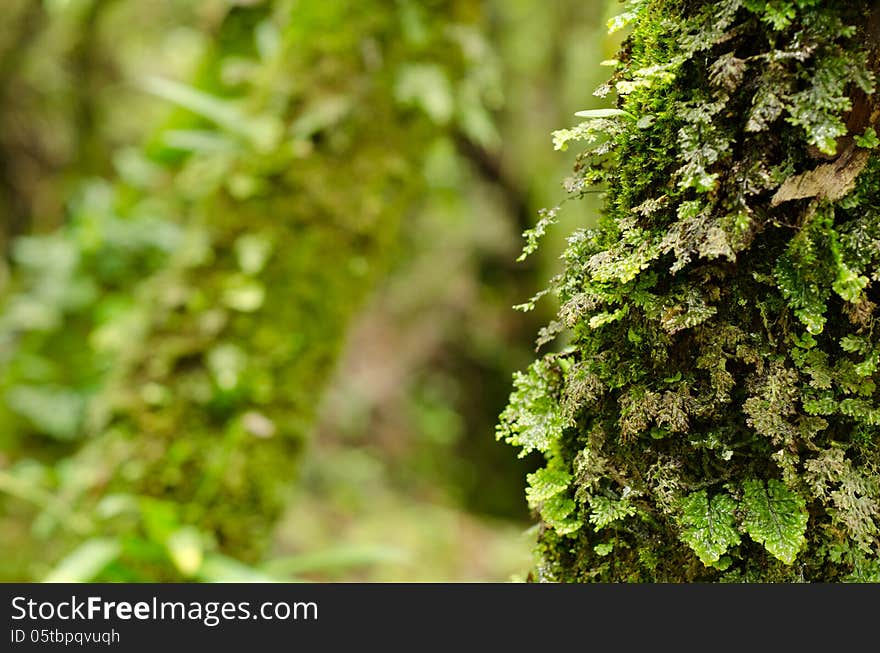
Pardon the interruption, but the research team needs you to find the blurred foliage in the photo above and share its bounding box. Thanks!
[0,0,614,582]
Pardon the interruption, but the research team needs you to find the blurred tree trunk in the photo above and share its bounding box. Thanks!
[0,0,122,250]
[0,0,48,254]
[5,0,496,580]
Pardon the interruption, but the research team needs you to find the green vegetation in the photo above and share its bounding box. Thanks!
[1,0,620,582]
[0,0,513,581]
[11,0,870,585]
[500,0,880,581]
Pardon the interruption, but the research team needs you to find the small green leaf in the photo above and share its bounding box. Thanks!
[679,491,741,566]
[742,479,808,565]
[832,265,868,303]
[607,9,639,34]
[589,495,637,530]
[589,305,629,329]
[497,360,567,457]
[525,468,573,506]
[525,468,581,535]
[542,494,581,535]
[854,127,879,149]
[594,542,614,556]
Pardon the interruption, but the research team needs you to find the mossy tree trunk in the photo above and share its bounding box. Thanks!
[500,0,880,582]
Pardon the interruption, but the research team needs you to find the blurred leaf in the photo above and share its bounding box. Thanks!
[207,343,246,390]
[235,233,273,275]
[95,493,139,519]
[43,538,121,583]
[457,82,500,148]
[261,545,410,577]
[395,64,454,124]
[161,129,241,154]
[12,234,78,273]
[223,280,266,313]
[139,498,180,544]
[166,527,204,578]
[141,76,281,150]
[255,19,281,61]
[197,554,282,583]
[142,76,244,134]
[291,95,352,139]
[0,468,92,534]
[6,386,86,440]
[112,148,164,188]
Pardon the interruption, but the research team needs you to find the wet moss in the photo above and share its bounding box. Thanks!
[502,0,880,582]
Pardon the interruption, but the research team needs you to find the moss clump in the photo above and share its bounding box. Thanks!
[500,0,880,581]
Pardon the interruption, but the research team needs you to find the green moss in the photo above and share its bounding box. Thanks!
[502,0,880,582]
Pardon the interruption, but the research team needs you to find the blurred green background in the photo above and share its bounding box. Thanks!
[0,0,617,582]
